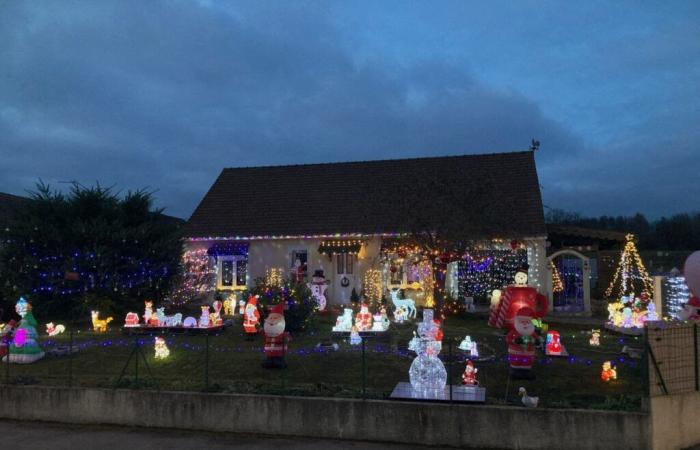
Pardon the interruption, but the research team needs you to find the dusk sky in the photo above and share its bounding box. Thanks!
[1,1,698,219]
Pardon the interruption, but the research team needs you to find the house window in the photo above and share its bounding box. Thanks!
[290,249,308,280]
[217,256,247,290]
[336,254,354,275]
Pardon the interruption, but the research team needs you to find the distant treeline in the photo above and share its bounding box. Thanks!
[546,209,700,251]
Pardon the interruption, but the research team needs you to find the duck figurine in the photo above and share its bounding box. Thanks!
[518,387,539,408]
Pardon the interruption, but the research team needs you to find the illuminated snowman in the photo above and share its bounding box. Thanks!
[307,270,329,311]
[408,309,446,392]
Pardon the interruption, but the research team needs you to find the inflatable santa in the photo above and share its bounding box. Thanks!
[679,251,700,321]
[243,295,260,336]
[262,303,290,368]
[506,307,542,379]
[489,264,548,330]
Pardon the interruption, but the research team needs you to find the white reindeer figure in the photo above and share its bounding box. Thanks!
[390,290,416,319]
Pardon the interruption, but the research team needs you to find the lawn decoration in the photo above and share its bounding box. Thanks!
[243,295,260,335]
[461,360,478,386]
[607,294,651,332]
[371,306,390,332]
[91,310,113,333]
[605,234,653,299]
[458,335,479,357]
[601,361,617,381]
[262,303,290,369]
[349,325,362,345]
[0,320,17,358]
[46,322,66,336]
[506,307,542,379]
[589,329,601,346]
[408,309,447,393]
[489,264,548,330]
[4,298,45,364]
[407,331,419,352]
[211,300,223,326]
[307,270,329,311]
[238,300,246,315]
[679,251,700,321]
[154,337,170,360]
[390,289,416,319]
[355,303,373,331]
[545,330,568,356]
[518,387,539,407]
[182,317,197,328]
[394,305,407,323]
[123,313,140,328]
[223,294,236,316]
[332,308,353,332]
[199,305,211,328]
[143,300,154,325]
[157,307,183,327]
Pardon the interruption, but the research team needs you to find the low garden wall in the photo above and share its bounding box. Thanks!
[0,385,650,449]
[650,391,700,450]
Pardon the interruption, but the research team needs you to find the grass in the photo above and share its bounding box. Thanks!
[4,312,645,410]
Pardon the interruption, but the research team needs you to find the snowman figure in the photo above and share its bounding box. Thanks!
[408,309,447,393]
[307,270,329,311]
[458,335,473,352]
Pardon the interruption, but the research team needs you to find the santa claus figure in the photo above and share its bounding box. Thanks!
[546,330,562,356]
[462,360,478,386]
[679,296,700,321]
[355,303,373,331]
[243,295,260,336]
[489,264,548,330]
[262,303,290,368]
[0,320,18,358]
[506,307,542,379]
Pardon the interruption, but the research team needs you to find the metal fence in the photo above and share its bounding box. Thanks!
[646,321,700,396]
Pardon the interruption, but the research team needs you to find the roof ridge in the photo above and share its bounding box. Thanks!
[222,149,533,171]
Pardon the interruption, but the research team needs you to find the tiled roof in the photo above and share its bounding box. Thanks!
[0,192,30,226]
[184,150,546,239]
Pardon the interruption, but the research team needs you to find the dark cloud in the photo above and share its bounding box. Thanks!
[0,1,697,218]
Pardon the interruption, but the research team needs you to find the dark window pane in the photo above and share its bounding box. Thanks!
[221,260,234,286]
[346,254,353,274]
[336,254,345,274]
[236,260,247,286]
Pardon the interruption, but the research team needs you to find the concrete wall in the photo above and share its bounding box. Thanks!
[0,385,650,449]
[650,391,700,450]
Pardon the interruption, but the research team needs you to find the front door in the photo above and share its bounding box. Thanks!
[334,253,356,304]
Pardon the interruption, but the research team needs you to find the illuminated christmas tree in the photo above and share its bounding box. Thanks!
[549,261,564,294]
[605,234,653,299]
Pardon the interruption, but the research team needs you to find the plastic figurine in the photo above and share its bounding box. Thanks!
[355,303,373,331]
[545,330,562,356]
[91,311,113,333]
[243,295,260,335]
[199,305,210,328]
[46,322,66,336]
[332,308,353,332]
[589,329,601,346]
[461,360,478,386]
[262,303,290,368]
[143,300,154,325]
[601,361,617,382]
[506,307,541,379]
[349,325,362,346]
[154,337,170,359]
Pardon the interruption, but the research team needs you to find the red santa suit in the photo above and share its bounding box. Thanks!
[355,303,372,331]
[243,296,260,334]
[506,307,540,371]
[262,303,290,368]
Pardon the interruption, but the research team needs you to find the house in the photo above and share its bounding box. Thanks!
[183,150,548,308]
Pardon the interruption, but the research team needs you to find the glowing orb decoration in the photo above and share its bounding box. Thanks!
[13,329,27,347]
[154,337,170,359]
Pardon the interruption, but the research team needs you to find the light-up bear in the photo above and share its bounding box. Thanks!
[332,308,353,332]
[408,309,446,393]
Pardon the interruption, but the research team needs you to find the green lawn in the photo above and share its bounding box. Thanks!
[5,313,645,410]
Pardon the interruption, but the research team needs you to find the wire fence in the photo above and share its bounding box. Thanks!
[646,321,700,396]
[1,315,648,410]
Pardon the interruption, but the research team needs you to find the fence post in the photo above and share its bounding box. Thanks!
[448,339,453,403]
[134,339,139,386]
[694,324,699,391]
[361,337,366,399]
[204,332,209,391]
[68,327,74,387]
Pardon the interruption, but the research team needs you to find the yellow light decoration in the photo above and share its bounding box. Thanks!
[549,261,564,294]
[419,260,435,308]
[265,267,285,288]
[601,361,617,382]
[605,234,653,299]
[362,269,383,308]
[154,337,170,359]
[91,310,113,333]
